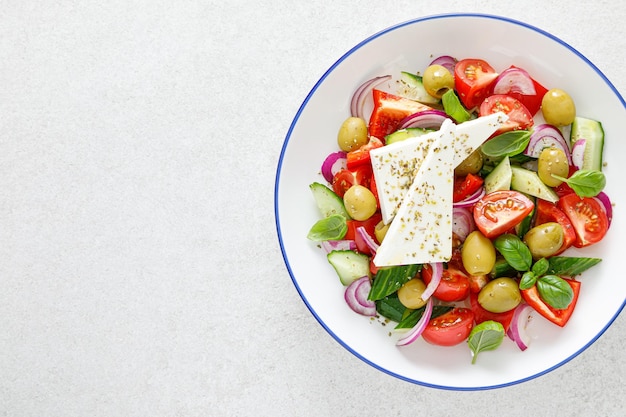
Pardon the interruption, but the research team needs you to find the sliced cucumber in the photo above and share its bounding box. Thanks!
[510,165,559,203]
[396,71,440,105]
[570,117,604,171]
[327,250,371,285]
[484,156,512,194]
[385,127,433,145]
[310,182,350,219]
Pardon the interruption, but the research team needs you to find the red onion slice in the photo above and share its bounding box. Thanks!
[321,240,357,253]
[452,206,475,241]
[453,187,485,209]
[350,75,392,120]
[523,124,572,165]
[571,139,585,170]
[398,109,451,130]
[493,67,537,95]
[429,55,457,74]
[344,276,377,316]
[594,191,613,226]
[396,297,434,346]
[421,262,443,301]
[356,226,379,254]
[320,151,347,183]
[506,303,534,351]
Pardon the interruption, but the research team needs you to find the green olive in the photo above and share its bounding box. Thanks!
[454,148,484,176]
[523,222,564,259]
[398,278,428,309]
[343,185,377,221]
[541,88,576,126]
[478,277,521,313]
[462,230,496,275]
[422,65,454,99]
[337,117,368,152]
[537,147,570,187]
[374,220,389,243]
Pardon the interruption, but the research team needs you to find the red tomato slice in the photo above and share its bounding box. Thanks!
[469,291,516,332]
[346,136,383,170]
[453,173,484,203]
[467,274,489,294]
[557,194,609,248]
[331,165,372,197]
[473,190,535,238]
[368,89,433,139]
[479,94,534,134]
[421,264,470,302]
[502,65,549,116]
[521,279,581,327]
[421,307,475,346]
[454,59,499,109]
[534,199,576,254]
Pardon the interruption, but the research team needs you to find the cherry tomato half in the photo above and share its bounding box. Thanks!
[421,307,475,346]
[421,264,470,302]
[473,190,535,238]
[454,59,498,109]
[331,165,372,198]
[479,94,534,134]
[557,193,609,248]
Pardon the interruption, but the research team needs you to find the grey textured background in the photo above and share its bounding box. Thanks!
[1,1,624,416]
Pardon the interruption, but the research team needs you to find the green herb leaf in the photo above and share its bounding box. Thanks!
[532,257,549,277]
[467,320,505,364]
[519,271,537,290]
[536,275,574,309]
[547,256,602,276]
[489,257,518,279]
[494,234,533,272]
[552,169,606,197]
[480,130,532,158]
[307,214,347,241]
[368,264,421,301]
[442,89,471,123]
[395,305,454,329]
[375,293,406,323]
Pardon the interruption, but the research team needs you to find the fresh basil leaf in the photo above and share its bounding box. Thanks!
[537,275,574,309]
[519,271,537,290]
[375,293,406,323]
[494,234,533,272]
[467,320,505,365]
[442,89,471,123]
[395,305,454,329]
[532,257,549,277]
[552,169,606,197]
[368,264,421,301]
[547,256,602,276]
[480,130,532,158]
[307,214,347,241]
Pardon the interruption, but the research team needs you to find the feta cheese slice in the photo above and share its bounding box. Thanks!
[370,112,508,224]
[373,120,456,267]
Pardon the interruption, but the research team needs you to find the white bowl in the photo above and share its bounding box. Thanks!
[275,13,625,390]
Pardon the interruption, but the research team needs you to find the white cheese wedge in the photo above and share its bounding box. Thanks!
[373,120,456,267]
[370,112,508,224]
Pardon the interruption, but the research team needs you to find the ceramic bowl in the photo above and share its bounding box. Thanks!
[275,13,625,390]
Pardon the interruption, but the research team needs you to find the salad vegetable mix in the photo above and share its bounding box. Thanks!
[306,55,611,363]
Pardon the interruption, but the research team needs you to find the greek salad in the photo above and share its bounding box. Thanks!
[306,55,611,363]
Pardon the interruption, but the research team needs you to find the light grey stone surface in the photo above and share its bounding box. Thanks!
[1,1,623,416]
